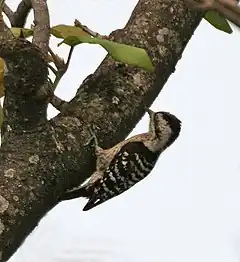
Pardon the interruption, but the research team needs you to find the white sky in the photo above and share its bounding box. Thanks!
[5,1,240,262]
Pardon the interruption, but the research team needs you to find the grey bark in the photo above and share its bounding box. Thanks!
[0,0,202,261]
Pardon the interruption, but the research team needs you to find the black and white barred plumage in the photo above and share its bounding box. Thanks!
[61,109,181,211]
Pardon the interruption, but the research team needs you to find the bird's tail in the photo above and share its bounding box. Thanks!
[60,185,90,201]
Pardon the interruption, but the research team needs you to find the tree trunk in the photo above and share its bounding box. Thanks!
[0,0,202,261]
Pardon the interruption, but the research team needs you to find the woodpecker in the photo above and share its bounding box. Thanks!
[61,108,181,211]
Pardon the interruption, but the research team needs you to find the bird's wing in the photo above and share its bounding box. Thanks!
[83,141,159,211]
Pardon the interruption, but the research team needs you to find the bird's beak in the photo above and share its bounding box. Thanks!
[146,108,156,135]
[146,108,155,118]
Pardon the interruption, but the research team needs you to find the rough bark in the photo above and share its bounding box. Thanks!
[0,0,202,261]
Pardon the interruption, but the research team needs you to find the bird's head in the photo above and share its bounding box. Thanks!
[146,108,181,149]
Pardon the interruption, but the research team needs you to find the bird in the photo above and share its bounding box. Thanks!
[61,108,181,211]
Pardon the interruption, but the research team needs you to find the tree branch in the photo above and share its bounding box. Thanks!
[0,2,14,40]
[0,38,49,136]
[3,0,32,28]
[3,0,64,115]
[187,0,240,28]
[216,1,240,27]
[46,46,74,111]
[30,0,50,54]
[0,1,50,138]
[2,3,14,25]
[74,19,108,38]
[0,0,202,261]
[29,0,65,109]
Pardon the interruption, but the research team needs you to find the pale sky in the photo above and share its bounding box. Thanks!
[5,1,240,262]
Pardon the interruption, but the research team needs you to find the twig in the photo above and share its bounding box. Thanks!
[215,1,240,27]
[46,46,74,111]
[12,0,31,27]
[48,46,74,92]
[187,0,240,28]
[50,93,68,112]
[48,64,57,75]
[48,46,65,70]
[65,45,74,69]
[74,19,108,39]
[2,3,14,25]
[219,0,240,16]
[2,0,32,28]
[0,1,14,39]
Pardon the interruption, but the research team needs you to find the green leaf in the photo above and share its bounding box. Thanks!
[93,38,154,72]
[58,35,92,46]
[58,35,154,72]
[11,27,34,38]
[204,11,232,34]
[51,25,90,39]
[51,24,154,72]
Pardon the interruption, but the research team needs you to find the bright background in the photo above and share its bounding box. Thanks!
[5,1,240,262]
